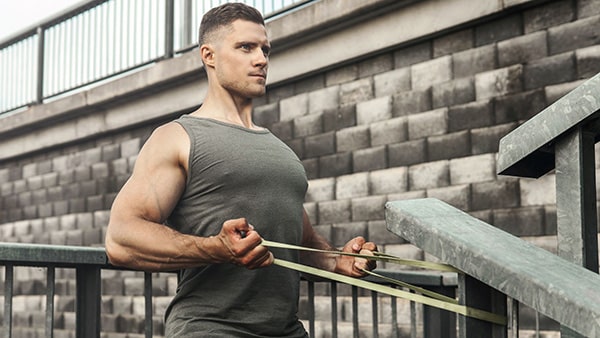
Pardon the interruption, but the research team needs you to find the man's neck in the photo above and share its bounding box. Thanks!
[191,93,258,130]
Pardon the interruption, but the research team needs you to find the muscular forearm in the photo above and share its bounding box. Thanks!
[105,216,272,272]
[298,230,339,273]
[105,218,219,271]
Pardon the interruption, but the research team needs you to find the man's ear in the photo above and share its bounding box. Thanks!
[200,44,215,67]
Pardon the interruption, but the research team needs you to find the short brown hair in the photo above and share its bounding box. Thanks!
[198,2,265,46]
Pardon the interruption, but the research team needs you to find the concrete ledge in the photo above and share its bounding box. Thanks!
[385,198,600,337]
[497,71,600,178]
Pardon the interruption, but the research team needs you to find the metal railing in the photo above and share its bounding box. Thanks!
[0,0,313,115]
[1,241,458,338]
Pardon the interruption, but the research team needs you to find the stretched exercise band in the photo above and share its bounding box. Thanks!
[261,239,507,326]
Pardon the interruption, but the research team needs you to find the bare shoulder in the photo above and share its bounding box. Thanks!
[138,121,190,171]
[112,121,189,222]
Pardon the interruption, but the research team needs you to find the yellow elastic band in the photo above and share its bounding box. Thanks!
[262,239,461,273]
[261,239,507,326]
[273,258,507,326]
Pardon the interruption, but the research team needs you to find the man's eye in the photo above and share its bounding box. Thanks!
[241,44,251,51]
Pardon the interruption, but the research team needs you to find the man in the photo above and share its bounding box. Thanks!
[105,3,377,337]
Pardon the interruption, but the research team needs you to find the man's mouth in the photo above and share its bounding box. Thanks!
[250,72,266,79]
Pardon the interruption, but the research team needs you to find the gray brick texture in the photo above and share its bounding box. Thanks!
[388,139,427,167]
[427,131,471,161]
[427,184,471,211]
[304,132,335,158]
[339,78,374,106]
[336,125,370,153]
[369,117,407,147]
[353,146,387,172]
[331,222,368,247]
[433,28,473,58]
[475,13,522,46]
[579,0,600,18]
[471,123,517,155]
[432,77,475,109]
[494,89,547,124]
[497,31,548,68]
[318,199,351,224]
[309,86,339,114]
[253,102,279,127]
[411,56,452,90]
[453,44,496,78]
[448,100,494,132]
[351,195,387,221]
[359,53,394,78]
[475,65,523,100]
[576,45,600,79]
[294,113,323,138]
[322,105,356,132]
[318,153,352,178]
[407,108,448,140]
[493,207,547,236]
[408,160,449,190]
[471,179,520,211]
[548,15,600,55]
[374,68,411,98]
[524,52,576,90]
[393,89,432,116]
[356,96,392,125]
[523,0,575,34]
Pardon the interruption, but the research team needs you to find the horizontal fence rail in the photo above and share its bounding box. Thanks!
[0,0,312,115]
[1,241,460,338]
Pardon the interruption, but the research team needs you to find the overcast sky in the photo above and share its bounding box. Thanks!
[0,0,83,41]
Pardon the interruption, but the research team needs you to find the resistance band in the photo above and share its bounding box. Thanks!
[261,240,507,326]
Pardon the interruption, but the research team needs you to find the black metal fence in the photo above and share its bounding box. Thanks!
[0,0,312,115]
[0,242,459,338]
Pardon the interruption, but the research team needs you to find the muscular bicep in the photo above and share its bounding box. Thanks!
[112,123,189,224]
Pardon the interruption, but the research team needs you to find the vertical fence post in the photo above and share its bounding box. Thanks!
[36,26,45,104]
[76,266,101,338]
[423,284,456,338]
[555,126,598,338]
[308,281,315,337]
[144,272,153,338]
[458,274,506,338]
[183,0,193,48]
[164,0,174,59]
[46,266,56,338]
[3,265,13,338]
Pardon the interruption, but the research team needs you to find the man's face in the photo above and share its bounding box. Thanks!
[211,19,271,99]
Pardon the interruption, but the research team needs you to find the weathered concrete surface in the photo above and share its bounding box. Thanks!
[497,71,600,178]
[385,198,600,337]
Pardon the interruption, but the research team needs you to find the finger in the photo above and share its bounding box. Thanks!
[362,241,377,252]
[351,237,366,252]
[245,248,273,269]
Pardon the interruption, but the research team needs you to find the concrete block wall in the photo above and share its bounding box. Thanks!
[2,0,600,336]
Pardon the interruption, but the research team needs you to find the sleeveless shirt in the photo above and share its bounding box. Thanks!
[164,115,309,337]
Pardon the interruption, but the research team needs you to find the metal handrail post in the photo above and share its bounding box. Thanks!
[164,0,175,59]
[36,27,45,104]
[76,266,102,338]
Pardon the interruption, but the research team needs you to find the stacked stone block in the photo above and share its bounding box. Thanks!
[2,0,600,336]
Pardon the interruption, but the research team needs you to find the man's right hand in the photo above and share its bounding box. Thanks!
[207,218,274,269]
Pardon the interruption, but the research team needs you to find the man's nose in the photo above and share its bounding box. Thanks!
[254,50,268,67]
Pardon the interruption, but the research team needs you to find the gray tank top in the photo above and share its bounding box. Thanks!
[164,115,309,337]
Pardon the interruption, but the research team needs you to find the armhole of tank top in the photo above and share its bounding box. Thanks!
[173,119,195,189]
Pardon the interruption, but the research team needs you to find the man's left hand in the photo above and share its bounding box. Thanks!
[334,237,377,277]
